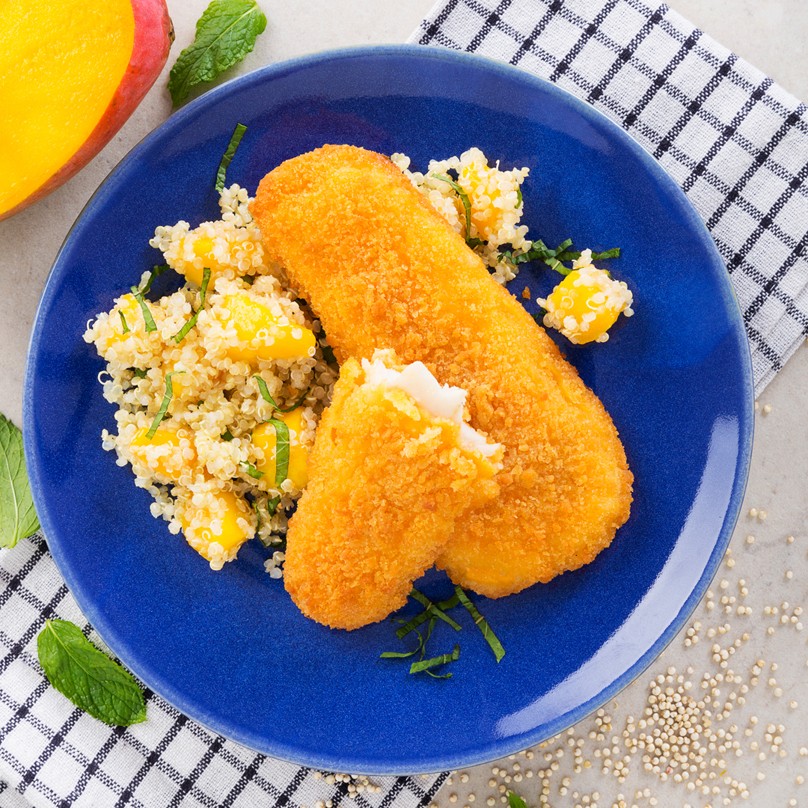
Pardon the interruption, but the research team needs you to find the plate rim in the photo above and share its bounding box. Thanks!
[23,43,755,775]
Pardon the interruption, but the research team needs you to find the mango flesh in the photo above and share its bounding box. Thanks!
[180,490,254,557]
[219,294,316,362]
[253,410,309,489]
[0,0,172,219]
[129,425,195,484]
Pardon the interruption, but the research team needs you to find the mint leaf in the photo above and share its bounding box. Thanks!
[37,620,146,726]
[0,414,39,548]
[168,0,267,106]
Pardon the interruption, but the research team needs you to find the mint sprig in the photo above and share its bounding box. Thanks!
[168,0,267,106]
[37,620,146,726]
[0,414,39,548]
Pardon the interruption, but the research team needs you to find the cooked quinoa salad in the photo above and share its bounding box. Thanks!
[84,143,633,573]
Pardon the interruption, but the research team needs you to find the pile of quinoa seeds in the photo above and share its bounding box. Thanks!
[304,395,808,808]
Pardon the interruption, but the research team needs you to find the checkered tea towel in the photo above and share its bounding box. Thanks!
[411,0,808,394]
[0,540,448,807]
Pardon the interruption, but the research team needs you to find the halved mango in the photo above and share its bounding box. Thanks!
[0,0,172,219]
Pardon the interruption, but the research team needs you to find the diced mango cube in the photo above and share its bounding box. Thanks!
[218,293,315,363]
[252,408,309,489]
[180,490,254,562]
[540,265,633,345]
[129,426,195,484]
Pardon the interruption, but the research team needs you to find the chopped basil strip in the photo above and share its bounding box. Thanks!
[140,264,170,296]
[266,494,281,516]
[381,625,426,659]
[253,375,308,412]
[221,429,234,441]
[431,172,480,249]
[131,368,148,379]
[172,267,211,343]
[130,288,157,333]
[146,372,182,439]
[515,187,523,209]
[266,418,290,487]
[215,123,247,193]
[240,460,264,479]
[409,644,460,675]
[455,585,506,662]
[409,588,462,631]
[396,590,461,640]
[500,239,620,276]
[590,247,621,261]
[118,311,130,334]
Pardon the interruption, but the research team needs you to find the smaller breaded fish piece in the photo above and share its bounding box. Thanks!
[284,350,502,630]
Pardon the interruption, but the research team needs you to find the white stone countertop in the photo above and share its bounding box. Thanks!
[1,2,806,807]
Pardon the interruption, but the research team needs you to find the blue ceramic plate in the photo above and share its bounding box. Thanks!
[24,46,753,774]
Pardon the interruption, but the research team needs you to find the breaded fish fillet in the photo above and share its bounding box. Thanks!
[284,352,501,630]
[255,145,633,598]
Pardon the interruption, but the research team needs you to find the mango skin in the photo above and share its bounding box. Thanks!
[0,0,173,221]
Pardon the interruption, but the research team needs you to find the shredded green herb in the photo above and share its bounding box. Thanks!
[266,495,281,516]
[396,590,461,639]
[409,644,460,675]
[410,589,462,631]
[240,460,264,479]
[215,123,247,193]
[515,187,523,209]
[131,368,148,379]
[253,375,308,412]
[221,429,234,441]
[431,172,483,249]
[266,418,290,486]
[130,288,157,333]
[500,239,621,276]
[118,311,130,334]
[146,372,183,439]
[455,585,505,662]
[172,267,211,343]
[139,264,170,296]
[381,621,430,659]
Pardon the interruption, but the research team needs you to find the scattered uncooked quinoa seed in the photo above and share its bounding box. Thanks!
[300,509,805,808]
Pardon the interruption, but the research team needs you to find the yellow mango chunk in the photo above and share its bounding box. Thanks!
[180,490,254,564]
[218,293,316,362]
[253,409,309,489]
[540,265,633,345]
[129,426,195,484]
[105,294,142,346]
[0,0,134,216]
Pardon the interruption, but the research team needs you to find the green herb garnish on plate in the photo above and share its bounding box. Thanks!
[240,460,264,479]
[253,375,308,413]
[266,417,290,486]
[146,371,183,439]
[172,266,211,343]
[37,619,146,726]
[216,123,248,193]
[431,172,484,249]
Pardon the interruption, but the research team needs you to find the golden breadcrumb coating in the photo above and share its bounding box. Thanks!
[284,357,500,630]
[254,145,633,598]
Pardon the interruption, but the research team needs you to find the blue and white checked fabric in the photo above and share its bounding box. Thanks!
[411,0,808,394]
[0,540,448,808]
[3,2,808,806]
